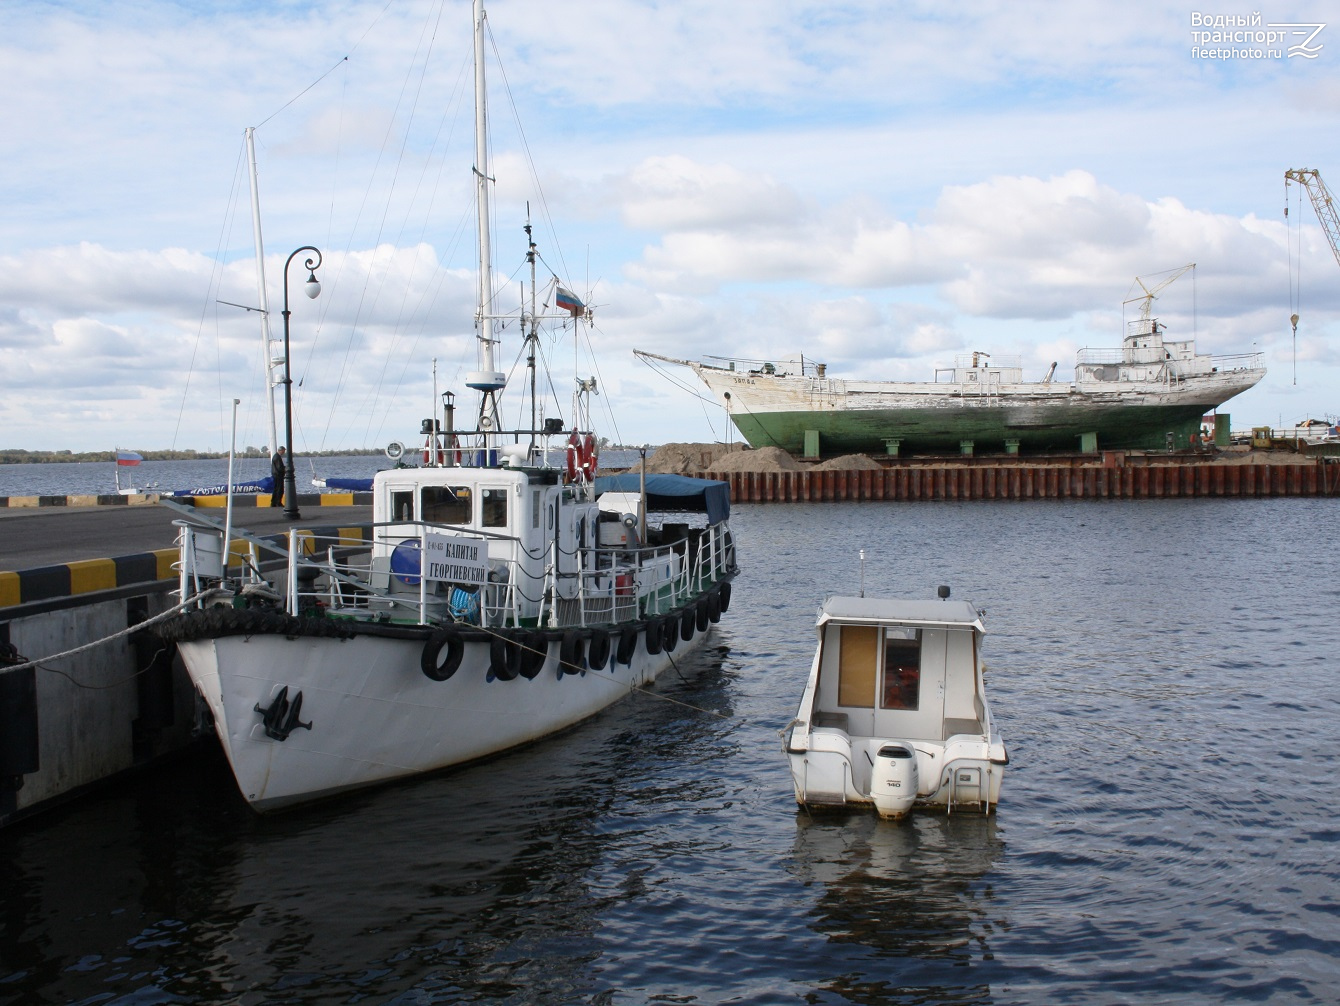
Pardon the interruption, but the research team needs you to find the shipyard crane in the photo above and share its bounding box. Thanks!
[1285,168,1340,268]
[1124,263,1195,324]
[1282,168,1340,383]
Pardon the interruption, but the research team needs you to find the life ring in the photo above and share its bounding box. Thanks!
[644,619,663,655]
[661,617,678,653]
[616,628,639,665]
[421,629,464,681]
[580,433,598,479]
[559,629,587,675]
[707,591,722,623]
[519,631,548,680]
[588,630,612,671]
[490,634,522,681]
[680,609,695,642]
[719,581,732,613]
[422,437,462,466]
[565,433,581,482]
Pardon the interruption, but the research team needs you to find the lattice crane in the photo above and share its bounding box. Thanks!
[1123,263,1195,325]
[1285,168,1340,269]
[1281,168,1340,384]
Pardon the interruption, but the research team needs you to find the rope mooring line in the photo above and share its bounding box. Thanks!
[0,588,231,683]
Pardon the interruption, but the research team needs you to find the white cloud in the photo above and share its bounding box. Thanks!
[1,0,1338,452]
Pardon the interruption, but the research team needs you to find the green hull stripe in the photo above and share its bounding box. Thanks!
[732,402,1217,453]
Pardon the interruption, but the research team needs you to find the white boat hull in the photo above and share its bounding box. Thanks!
[784,594,1007,817]
[788,733,1006,816]
[180,625,708,810]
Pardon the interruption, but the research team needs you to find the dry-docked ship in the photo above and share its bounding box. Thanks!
[640,316,1265,456]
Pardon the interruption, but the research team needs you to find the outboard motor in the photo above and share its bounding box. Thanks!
[870,743,919,818]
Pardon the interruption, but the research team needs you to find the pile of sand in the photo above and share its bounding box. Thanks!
[643,442,741,474]
[701,446,804,472]
[1207,449,1317,466]
[812,454,885,471]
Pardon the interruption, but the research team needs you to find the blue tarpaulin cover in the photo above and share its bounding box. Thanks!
[593,473,730,526]
[168,477,273,497]
[321,477,375,492]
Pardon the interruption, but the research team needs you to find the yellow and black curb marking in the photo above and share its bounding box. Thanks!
[0,492,372,509]
[1,525,372,610]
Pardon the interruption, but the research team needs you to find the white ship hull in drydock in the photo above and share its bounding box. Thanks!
[644,318,1264,455]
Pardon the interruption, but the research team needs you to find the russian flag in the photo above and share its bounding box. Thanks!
[555,286,584,317]
[116,450,143,466]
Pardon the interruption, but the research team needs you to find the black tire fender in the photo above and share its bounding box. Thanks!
[707,590,722,623]
[490,633,522,681]
[422,629,465,681]
[588,630,612,671]
[662,617,679,653]
[519,631,548,680]
[695,600,710,633]
[644,619,663,655]
[680,609,695,642]
[559,629,588,676]
[616,628,638,665]
[719,580,732,613]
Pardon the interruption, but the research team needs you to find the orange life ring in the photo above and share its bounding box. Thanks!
[422,435,462,466]
[422,439,444,465]
[565,433,581,482]
[424,435,461,466]
[580,433,597,479]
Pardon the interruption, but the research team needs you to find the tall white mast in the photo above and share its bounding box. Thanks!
[465,0,505,437]
[245,126,280,455]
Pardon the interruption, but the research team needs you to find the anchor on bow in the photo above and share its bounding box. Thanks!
[254,686,313,741]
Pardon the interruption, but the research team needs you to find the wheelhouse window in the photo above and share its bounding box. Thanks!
[481,488,508,528]
[421,485,471,524]
[881,628,922,710]
[390,490,414,523]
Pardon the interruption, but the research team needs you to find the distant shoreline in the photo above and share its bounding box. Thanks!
[1,449,387,465]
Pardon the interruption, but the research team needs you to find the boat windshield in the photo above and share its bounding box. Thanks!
[421,485,472,524]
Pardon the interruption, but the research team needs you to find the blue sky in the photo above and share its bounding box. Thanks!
[1,0,1338,453]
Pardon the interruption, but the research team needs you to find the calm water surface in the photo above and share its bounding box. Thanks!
[2,499,1337,1004]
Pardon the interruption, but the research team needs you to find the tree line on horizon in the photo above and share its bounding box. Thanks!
[0,447,387,465]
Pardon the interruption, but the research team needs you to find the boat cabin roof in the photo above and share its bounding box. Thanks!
[818,595,983,632]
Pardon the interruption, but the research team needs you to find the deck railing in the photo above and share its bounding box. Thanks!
[176,517,735,630]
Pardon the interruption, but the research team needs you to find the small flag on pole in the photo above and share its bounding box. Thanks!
[116,450,143,466]
[555,286,584,317]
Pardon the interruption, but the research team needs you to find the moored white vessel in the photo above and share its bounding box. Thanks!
[785,588,1006,818]
[155,0,737,811]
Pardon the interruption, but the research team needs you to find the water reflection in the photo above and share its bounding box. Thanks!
[5,498,1340,1004]
[791,810,1005,1005]
[0,638,736,1005]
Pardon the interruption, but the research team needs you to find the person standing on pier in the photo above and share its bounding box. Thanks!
[270,446,286,508]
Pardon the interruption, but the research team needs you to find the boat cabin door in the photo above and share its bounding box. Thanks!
[827,623,947,740]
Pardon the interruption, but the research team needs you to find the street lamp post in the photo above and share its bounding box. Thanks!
[280,246,322,519]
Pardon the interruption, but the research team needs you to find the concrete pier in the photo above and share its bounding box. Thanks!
[0,500,371,827]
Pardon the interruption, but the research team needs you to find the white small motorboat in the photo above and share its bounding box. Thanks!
[785,587,1007,818]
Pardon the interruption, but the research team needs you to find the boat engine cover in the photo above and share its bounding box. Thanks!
[870,743,919,818]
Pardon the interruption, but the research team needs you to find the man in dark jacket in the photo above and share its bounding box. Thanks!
[270,446,286,508]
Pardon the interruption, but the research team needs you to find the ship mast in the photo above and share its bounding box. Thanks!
[465,0,506,452]
[245,126,280,456]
